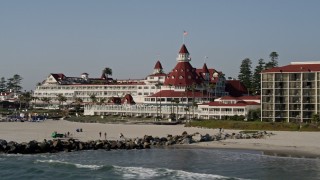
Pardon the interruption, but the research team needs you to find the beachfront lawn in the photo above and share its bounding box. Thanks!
[186,120,320,131]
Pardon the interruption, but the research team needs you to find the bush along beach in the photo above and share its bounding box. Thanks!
[0,131,273,154]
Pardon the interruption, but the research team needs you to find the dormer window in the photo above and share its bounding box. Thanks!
[181,69,184,72]
[179,76,184,79]
[187,69,190,72]
[172,76,175,79]
[188,76,191,79]
[175,69,178,72]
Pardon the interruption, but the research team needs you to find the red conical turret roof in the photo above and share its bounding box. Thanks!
[154,60,163,69]
[179,44,189,54]
[202,63,209,73]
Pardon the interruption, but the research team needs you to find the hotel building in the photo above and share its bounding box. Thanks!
[33,44,229,107]
[261,62,320,122]
[33,44,256,119]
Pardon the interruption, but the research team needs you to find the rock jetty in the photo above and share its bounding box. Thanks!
[0,131,273,154]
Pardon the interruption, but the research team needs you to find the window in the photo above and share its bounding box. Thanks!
[179,76,184,79]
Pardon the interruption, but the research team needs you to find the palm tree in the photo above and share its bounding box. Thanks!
[174,99,180,120]
[22,91,33,109]
[100,97,106,104]
[103,67,112,82]
[33,96,40,108]
[90,94,98,104]
[168,84,173,117]
[191,83,196,119]
[18,94,24,110]
[155,82,163,119]
[209,83,216,101]
[74,97,83,115]
[56,94,67,110]
[41,97,52,109]
[184,106,190,120]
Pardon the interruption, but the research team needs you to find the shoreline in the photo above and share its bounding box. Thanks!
[174,142,320,159]
[0,120,320,158]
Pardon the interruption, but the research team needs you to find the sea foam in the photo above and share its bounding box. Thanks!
[35,159,103,170]
[113,165,242,180]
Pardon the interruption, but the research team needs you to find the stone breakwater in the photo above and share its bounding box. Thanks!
[0,131,273,154]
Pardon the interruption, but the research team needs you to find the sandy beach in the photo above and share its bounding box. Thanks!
[1,120,320,158]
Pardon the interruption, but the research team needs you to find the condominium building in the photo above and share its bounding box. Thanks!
[261,62,320,122]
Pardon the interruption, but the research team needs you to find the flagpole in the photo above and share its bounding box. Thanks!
[182,33,185,44]
[183,30,187,44]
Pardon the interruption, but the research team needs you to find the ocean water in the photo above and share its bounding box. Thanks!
[0,148,319,180]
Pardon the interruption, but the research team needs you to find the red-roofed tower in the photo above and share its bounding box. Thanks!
[164,44,202,86]
[153,60,163,74]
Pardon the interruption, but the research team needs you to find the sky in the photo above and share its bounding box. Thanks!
[1,0,320,91]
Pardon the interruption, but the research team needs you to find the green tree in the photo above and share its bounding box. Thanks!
[13,74,23,92]
[6,78,14,91]
[32,96,40,108]
[100,97,106,104]
[21,91,33,109]
[265,52,279,69]
[74,97,83,114]
[41,97,52,109]
[6,74,23,92]
[174,99,180,120]
[56,93,67,109]
[252,59,265,95]
[0,77,6,92]
[103,67,112,81]
[311,113,320,124]
[90,94,97,104]
[238,58,252,94]
[208,83,216,101]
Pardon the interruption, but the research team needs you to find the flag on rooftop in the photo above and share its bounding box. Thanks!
[183,31,188,36]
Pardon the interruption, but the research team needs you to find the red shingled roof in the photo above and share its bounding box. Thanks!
[179,44,189,54]
[202,63,209,74]
[164,62,203,86]
[122,94,135,104]
[225,80,248,97]
[154,60,163,69]
[262,63,320,73]
[51,73,66,81]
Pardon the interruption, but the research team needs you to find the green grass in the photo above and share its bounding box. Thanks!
[66,115,156,123]
[186,120,320,131]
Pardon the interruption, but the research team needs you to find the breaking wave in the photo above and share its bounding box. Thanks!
[113,165,244,180]
[35,159,103,170]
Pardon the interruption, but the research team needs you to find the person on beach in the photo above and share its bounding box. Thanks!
[99,131,102,138]
[104,132,107,139]
[120,133,124,139]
